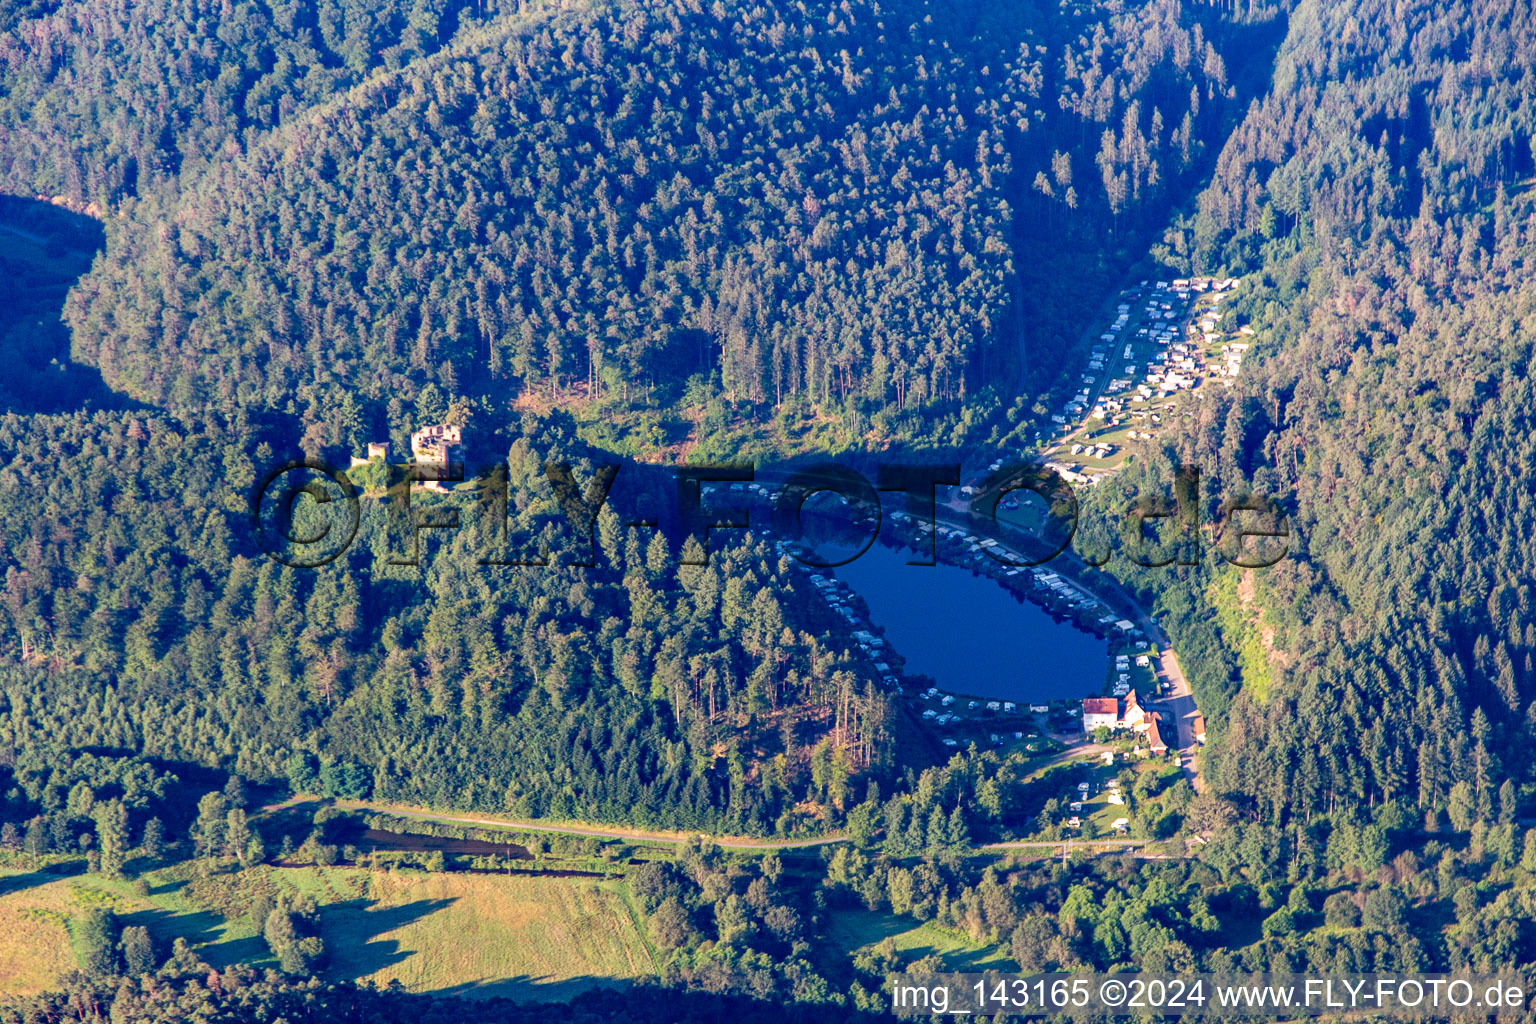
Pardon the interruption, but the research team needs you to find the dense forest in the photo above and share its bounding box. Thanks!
[7,0,1536,1014]
[0,409,907,839]
[1083,0,1536,850]
[45,0,1266,450]
[6,783,1536,1018]
[0,0,491,203]
[0,0,1278,858]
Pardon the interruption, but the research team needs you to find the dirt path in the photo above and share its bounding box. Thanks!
[982,837,1135,851]
[979,837,1185,861]
[275,755,1189,857]
[332,801,848,851]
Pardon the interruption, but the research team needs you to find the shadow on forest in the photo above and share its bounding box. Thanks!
[0,194,138,415]
[436,973,633,1004]
[354,982,898,1022]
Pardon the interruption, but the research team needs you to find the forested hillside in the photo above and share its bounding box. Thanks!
[0,0,1293,876]
[53,0,1259,450]
[0,409,904,838]
[1090,0,1536,845]
[0,0,489,203]
[8,0,1536,1014]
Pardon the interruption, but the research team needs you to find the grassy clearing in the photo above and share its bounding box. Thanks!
[0,861,654,1003]
[0,861,277,994]
[825,908,1015,972]
[321,870,654,1002]
[0,870,79,995]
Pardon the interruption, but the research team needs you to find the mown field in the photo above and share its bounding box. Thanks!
[0,863,654,1001]
[0,869,80,995]
[322,871,656,1001]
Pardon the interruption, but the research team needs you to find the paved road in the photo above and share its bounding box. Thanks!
[939,274,1212,794]
[1149,647,1204,792]
[927,504,1206,795]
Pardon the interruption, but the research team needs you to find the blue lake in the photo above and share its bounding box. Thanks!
[821,540,1108,702]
